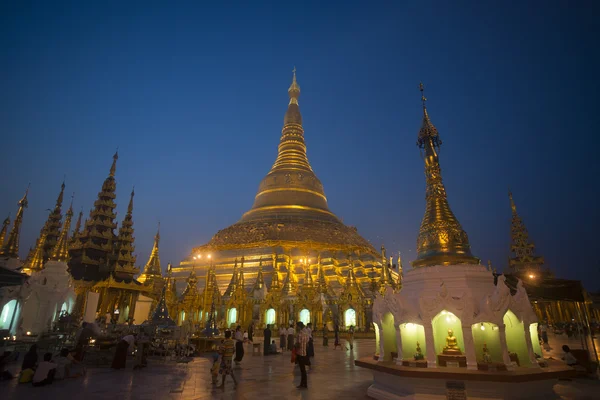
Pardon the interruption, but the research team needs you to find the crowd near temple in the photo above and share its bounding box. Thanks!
[0,72,599,398]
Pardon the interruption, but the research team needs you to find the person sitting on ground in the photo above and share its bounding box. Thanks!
[1,351,14,380]
[19,344,38,383]
[561,345,578,366]
[54,348,84,379]
[270,340,278,354]
[32,353,57,387]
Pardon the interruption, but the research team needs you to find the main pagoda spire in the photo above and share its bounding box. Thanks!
[68,152,119,280]
[241,69,337,222]
[1,187,29,259]
[508,190,544,274]
[412,84,479,267]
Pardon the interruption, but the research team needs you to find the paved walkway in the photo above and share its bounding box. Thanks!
[3,338,599,399]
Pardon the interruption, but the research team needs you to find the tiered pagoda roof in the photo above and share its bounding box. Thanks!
[69,153,119,281]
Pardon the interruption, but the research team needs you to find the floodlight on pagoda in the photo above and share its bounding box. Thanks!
[528,274,535,279]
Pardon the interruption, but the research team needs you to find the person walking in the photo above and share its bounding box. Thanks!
[234,326,244,364]
[263,324,272,355]
[322,324,329,346]
[248,321,254,342]
[295,322,310,389]
[287,324,295,351]
[306,322,314,363]
[540,323,549,345]
[218,330,237,388]
[111,333,135,369]
[279,326,287,351]
[348,325,355,350]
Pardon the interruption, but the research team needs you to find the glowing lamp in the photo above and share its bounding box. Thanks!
[26,331,31,335]
[480,323,485,331]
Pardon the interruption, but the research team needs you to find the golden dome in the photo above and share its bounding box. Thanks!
[197,70,377,256]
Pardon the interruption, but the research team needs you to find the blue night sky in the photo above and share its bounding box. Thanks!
[1,1,598,289]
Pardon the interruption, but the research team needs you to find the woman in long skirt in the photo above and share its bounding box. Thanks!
[286,324,295,351]
[279,326,286,351]
[233,326,244,364]
[111,336,132,369]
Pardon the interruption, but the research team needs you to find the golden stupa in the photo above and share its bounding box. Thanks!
[171,71,398,330]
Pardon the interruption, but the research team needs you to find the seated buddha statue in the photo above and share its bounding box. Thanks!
[442,329,462,355]
[482,343,492,363]
[414,341,424,360]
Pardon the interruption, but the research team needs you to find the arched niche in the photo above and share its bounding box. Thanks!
[381,312,397,361]
[1,300,19,333]
[529,323,542,356]
[503,310,530,366]
[471,322,502,363]
[432,310,465,356]
[299,309,310,325]
[344,308,356,328]
[400,323,426,360]
[228,308,237,326]
[265,308,276,325]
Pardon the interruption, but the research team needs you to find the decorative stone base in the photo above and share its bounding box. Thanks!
[356,357,576,400]
[437,354,467,368]
[401,360,428,368]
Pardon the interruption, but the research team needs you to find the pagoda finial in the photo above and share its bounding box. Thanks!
[140,221,162,280]
[413,84,479,267]
[270,252,281,290]
[419,82,427,110]
[508,189,517,215]
[288,66,300,105]
[127,187,135,215]
[22,223,48,274]
[1,186,29,258]
[110,150,118,177]
[50,198,74,262]
[0,214,10,247]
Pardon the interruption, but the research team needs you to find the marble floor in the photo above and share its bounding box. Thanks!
[2,336,599,400]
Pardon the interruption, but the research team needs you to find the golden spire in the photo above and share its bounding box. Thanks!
[69,208,83,248]
[23,223,48,274]
[507,190,544,273]
[379,245,391,285]
[282,257,297,296]
[1,186,29,258]
[241,68,336,223]
[270,253,281,290]
[412,83,479,267]
[50,194,74,262]
[141,222,162,279]
[0,215,10,248]
[110,151,118,177]
[316,258,328,293]
[239,256,245,288]
[224,258,239,297]
[41,180,66,261]
[112,188,137,277]
[253,259,265,290]
[303,257,314,288]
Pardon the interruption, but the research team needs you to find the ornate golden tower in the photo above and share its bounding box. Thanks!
[42,181,66,261]
[69,152,119,280]
[50,196,74,262]
[508,191,544,274]
[69,209,83,249]
[111,188,138,279]
[412,84,479,267]
[23,181,67,273]
[137,223,163,288]
[0,215,10,248]
[197,70,376,254]
[1,187,29,259]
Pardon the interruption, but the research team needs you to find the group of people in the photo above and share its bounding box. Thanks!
[17,344,85,386]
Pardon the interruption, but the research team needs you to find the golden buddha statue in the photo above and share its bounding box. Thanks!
[482,343,492,363]
[414,341,424,360]
[442,329,462,355]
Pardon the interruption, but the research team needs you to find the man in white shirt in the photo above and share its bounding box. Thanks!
[32,353,57,386]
